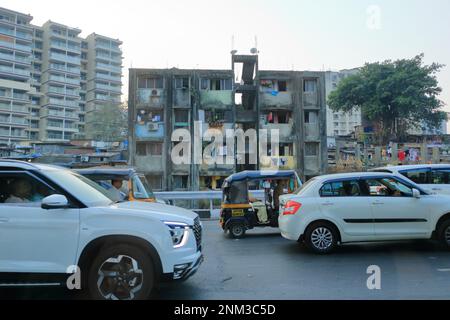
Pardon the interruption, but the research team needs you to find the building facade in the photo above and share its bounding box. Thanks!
[325,68,361,137]
[128,54,327,191]
[0,6,123,146]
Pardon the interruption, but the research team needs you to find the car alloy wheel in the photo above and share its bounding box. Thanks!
[311,227,333,251]
[445,226,450,245]
[97,255,144,300]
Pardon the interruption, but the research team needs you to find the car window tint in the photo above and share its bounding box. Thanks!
[400,169,429,184]
[320,180,361,197]
[431,169,450,184]
[362,178,413,197]
[0,172,55,206]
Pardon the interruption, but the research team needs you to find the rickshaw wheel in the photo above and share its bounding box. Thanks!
[229,223,246,239]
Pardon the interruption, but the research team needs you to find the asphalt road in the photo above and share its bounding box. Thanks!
[2,220,450,300]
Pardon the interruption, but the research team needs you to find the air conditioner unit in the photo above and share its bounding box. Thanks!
[147,123,159,131]
[151,89,160,97]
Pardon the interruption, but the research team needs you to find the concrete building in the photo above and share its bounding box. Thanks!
[0,7,34,145]
[325,68,361,137]
[128,54,327,191]
[0,6,123,145]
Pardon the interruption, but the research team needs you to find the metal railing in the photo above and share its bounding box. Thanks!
[154,190,265,219]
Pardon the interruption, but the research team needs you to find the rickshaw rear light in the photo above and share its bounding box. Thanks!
[283,201,302,215]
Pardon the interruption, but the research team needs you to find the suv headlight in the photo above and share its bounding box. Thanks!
[164,222,190,248]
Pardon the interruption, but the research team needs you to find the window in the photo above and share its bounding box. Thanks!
[173,175,189,189]
[174,110,189,123]
[136,142,163,156]
[431,168,450,184]
[320,180,361,197]
[0,173,55,205]
[303,79,317,92]
[146,175,163,191]
[361,178,413,197]
[399,169,430,184]
[305,111,318,124]
[305,143,318,156]
[175,77,189,89]
[278,81,287,92]
[200,78,232,91]
[138,77,164,89]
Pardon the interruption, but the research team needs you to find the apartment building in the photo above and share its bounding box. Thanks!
[0,6,123,145]
[325,68,361,137]
[128,54,327,191]
[0,7,34,145]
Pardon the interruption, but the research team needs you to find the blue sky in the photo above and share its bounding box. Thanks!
[4,0,450,112]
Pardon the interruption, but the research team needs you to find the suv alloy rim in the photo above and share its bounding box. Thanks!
[97,255,144,300]
[311,227,333,250]
[445,226,450,245]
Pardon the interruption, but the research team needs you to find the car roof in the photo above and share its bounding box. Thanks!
[371,164,450,172]
[225,170,299,183]
[0,160,65,171]
[74,167,136,177]
[312,172,397,182]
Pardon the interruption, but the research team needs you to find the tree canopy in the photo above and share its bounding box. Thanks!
[88,102,128,142]
[328,54,447,143]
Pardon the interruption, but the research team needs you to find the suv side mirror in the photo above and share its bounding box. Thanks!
[412,188,421,199]
[42,194,69,210]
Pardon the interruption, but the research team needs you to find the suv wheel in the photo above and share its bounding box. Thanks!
[87,244,156,300]
[305,222,338,254]
[229,223,246,239]
[437,219,450,249]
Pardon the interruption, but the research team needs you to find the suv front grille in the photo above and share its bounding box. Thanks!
[193,217,202,251]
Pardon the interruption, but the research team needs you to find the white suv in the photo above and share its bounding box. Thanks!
[279,172,450,254]
[0,161,203,300]
[371,164,450,195]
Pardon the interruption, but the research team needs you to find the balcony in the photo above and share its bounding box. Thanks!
[135,122,164,140]
[96,73,121,83]
[135,155,164,172]
[0,65,30,78]
[303,92,319,108]
[50,63,80,74]
[49,75,80,86]
[96,62,121,73]
[95,83,122,93]
[260,156,296,170]
[0,40,32,53]
[47,98,79,108]
[199,90,232,108]
[259,122,294,141]
[137,89,165,108]
[0,52,31,65]
[50,52,81,65]
[260,91,293,109]
[305,123,320,141]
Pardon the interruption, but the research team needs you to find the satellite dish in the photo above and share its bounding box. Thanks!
[250,48,258,54]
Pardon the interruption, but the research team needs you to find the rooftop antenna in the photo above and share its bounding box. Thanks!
[231,35,237,55]
[250,35,259,55]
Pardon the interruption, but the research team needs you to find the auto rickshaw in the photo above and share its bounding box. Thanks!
[75,167,157,203]
[220,170,302,238]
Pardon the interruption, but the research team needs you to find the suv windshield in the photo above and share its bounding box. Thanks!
[43,170,113,207]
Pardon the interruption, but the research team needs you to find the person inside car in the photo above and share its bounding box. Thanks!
[110,179,125,202]
[5,179,33,203]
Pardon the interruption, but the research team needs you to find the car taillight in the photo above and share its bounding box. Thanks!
[283,201,302,215]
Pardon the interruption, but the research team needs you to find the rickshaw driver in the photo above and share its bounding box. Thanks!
[248,193,269,224]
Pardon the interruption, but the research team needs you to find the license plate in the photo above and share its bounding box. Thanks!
[231,209,245,217]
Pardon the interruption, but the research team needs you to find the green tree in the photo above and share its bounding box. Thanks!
[88,102,128,142]
[328,54,447,144]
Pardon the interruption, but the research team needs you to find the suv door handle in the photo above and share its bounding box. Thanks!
[0,218,9,223]
[322,202,334,206]
[372,202,385,205]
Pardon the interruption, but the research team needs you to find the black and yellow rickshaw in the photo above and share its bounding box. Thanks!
[220,170,302,238]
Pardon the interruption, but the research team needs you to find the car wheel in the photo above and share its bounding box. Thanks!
[438,219,450,249]
[87,244,156,300]
[305,222,338,254]
[229,223,246,239]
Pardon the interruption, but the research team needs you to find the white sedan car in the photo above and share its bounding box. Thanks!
[279,172,450,254]
[371,164,450,195]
